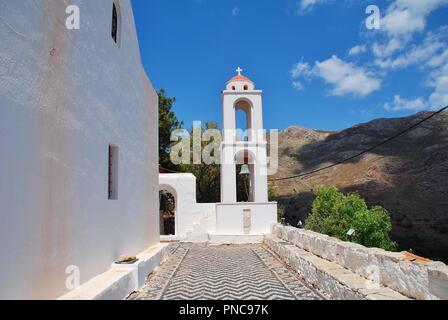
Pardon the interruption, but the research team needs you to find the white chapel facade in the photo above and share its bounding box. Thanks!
[220,67,269,203]
[160,68,277,241]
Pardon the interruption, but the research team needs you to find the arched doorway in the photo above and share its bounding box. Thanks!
[234,150,255,203]
[159,186,176,236]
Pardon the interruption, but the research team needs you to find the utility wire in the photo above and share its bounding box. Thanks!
[269,105,448,182]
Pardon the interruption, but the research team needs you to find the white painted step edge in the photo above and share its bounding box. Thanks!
[59,243,170,300]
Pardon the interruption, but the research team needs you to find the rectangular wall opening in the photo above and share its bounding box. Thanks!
[108,145,119,200]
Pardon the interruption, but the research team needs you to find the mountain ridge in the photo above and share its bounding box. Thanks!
[272,111,448,262]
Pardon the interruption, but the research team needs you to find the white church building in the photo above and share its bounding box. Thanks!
[159,69,277,243]
[0,0,277,300]
[0,0,161,299]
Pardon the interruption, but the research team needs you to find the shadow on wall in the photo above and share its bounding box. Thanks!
[160,190,175,236]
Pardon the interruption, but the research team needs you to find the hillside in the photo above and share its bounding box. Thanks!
[271,111,448,262]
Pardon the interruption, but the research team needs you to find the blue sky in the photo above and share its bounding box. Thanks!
[132,0,448,131]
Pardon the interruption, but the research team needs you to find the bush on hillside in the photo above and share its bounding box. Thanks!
[268,185,286,223]
[305,186,397,251]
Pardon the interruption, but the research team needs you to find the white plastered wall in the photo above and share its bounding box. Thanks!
[220,90,268,203]
[159,174,216,241]
[0,0,159,299]
[216,203,277,235]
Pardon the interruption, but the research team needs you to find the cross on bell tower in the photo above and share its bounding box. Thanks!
[220,68,269,203]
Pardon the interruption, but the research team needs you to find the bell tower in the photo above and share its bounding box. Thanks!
[220,67,269,204]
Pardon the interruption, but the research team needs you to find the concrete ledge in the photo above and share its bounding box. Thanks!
[160,235,179,242]
[265,235,410,300]
[271,224,448,300]
[59,243,169,300]
[209,234,265,245]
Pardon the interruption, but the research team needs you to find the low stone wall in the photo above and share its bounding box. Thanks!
[265,235,409,300]
[271,224,448,300]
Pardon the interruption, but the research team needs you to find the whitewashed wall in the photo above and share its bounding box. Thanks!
[216,203,277,235]
[159,174,216,241]
[0,0,159,299]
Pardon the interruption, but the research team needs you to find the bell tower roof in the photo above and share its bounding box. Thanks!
[227,67,253,83]
[226,67,255,91]
[228,74,253,83]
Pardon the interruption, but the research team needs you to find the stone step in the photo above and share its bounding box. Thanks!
[264,235,411,300]
[209,234,265,245]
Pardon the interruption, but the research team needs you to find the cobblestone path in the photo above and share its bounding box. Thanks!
[129,243,322,300]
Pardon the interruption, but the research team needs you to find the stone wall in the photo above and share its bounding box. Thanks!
[271,224,448,300]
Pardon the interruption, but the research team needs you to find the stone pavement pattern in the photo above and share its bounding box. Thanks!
[129,243,322,300]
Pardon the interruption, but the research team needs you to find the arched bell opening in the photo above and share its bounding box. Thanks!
[234,150,256,203]
[234,99,253,142]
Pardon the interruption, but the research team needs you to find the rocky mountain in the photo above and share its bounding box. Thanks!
[271,111,448,262]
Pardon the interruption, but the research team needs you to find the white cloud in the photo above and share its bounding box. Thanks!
[428,64,448,108]
[291,61,312,78]
[232,5,239,16]
[372,0,448,58]
[348,45,367,56]
[291,0,448,107]
[372,38,403,58]
[384,95,426,111]
[292,81,305,90]
[290,61,312,91]
[291,56,381,97]
[382,0,448,38]
[314,56,381,97]
[375,30,447,69]
[382,62,448,112]
[427,48,448,68]
[297,0,329,14]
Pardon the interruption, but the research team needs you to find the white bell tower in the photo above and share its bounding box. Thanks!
[220,68,269,203]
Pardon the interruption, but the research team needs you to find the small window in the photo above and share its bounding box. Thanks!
[111,3,119,44]
[232,86,236,91]
[244,85,248,90]
[108,145,119,200]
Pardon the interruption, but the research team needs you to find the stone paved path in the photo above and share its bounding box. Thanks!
[129,243,323,300]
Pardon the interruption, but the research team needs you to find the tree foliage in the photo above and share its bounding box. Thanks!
[305,186,397,251]
[159,190,175,235]
[268,185,286,223]
[180,121,221,203]
[158,89,182,171]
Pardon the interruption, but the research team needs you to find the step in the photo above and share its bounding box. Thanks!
[209,234,265,245]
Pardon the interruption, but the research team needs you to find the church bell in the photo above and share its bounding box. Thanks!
[239,164,250,175]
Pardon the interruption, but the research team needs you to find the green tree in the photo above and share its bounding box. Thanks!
[180,121,221,203]
[158,89,183,171]
[305,186,397,250]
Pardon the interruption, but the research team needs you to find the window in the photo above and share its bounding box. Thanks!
[232,86,236,91]
[244,85,248,90]
[108,145,119,200]
[111,3,118,44]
